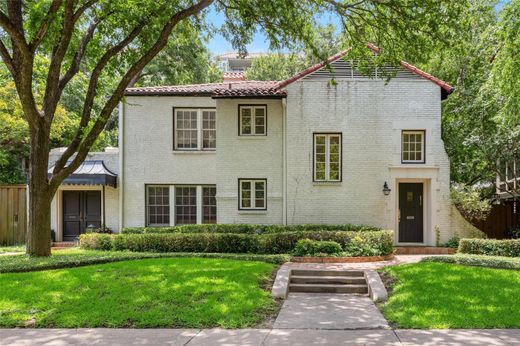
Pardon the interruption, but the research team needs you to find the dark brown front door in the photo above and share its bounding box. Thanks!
[398,183,423,243]
[62,191,101,241]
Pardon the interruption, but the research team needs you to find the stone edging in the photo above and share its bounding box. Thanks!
[365,270,388,302]
[291,254,394,263]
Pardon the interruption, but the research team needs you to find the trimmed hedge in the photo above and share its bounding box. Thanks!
[458,238,520,257]
[293,239,342,256]
[80,230,394,256]
[121,223,380,235]
[0,250,291,273]
[422,254,520,270]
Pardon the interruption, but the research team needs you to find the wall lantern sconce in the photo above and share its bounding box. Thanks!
[383,182,391,196]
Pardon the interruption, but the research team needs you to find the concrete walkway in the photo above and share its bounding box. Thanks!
[274,293,388,330]
[1,328,520,345]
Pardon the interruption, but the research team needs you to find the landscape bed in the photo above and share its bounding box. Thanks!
[0,257,277,328]
[380,262,520,328]
[80,224,394,257]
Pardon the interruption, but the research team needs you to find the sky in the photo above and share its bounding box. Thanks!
[205,8,341,55]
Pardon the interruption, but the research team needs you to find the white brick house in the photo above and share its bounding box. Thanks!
[49,49,481,245]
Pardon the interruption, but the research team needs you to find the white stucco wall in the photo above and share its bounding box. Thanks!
[215,98,284,224]
[285,78,480,244]
[121,96,216,227]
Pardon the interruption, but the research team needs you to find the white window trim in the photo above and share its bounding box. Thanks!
[174,108,216,151]
[239,105,267,136]
[239,179,267,210]
[402,130,425,163]
[313,133,342,182]
[146,185,170,227]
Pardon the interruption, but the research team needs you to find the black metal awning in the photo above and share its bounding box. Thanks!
[48,160,117,187]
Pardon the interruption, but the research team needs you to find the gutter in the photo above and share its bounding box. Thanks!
[282,98,288,225]
[118,101,124,231]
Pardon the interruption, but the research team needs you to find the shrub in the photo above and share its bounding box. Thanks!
[422,254,520,270]
[79,233,113,251]
[458,238,520,257]
[121,223,380,235]
[293,239,342,256]
[444,234,461,249]
[81,230,394,256]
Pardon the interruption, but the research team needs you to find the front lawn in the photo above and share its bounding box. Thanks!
[381,262,520,328]
[0,257,276,328]
[0,245,25,254]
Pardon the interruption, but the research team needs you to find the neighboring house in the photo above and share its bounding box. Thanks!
[497,160,519,199]
[48,48,481,245]
[216,52,265,72]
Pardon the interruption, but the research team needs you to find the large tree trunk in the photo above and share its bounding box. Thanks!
[26,125,53,256]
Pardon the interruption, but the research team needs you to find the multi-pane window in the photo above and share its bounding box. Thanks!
[314,133,342,182]
[202,110,216,149]
[146,186,170,226]
[239,105,266,135]
[175,186,197,225]
[239,179,266,210]
[202,186,217,224]
[174,108,216,150]
[402,131,425,163]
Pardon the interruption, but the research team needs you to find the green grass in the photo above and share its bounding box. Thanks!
[0,248,290,273]
[0,257,276,328]
[381,262,520,328]
[0,245,25,254]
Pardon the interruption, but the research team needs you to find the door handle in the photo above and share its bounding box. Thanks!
[398,209,401,222]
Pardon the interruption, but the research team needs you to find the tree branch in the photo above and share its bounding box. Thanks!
[50,0,215,188]
[29,0,63,51]
[0,39,15,75]
[0,10,30,57]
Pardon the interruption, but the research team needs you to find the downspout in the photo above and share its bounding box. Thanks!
[282,98,287,225]
[118,101,124,231]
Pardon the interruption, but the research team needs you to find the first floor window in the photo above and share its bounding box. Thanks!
[174,108,216,150]
[175,186,197,225]
[314,133,342,182]
[402,130,425,163]
[146,186,170,226]
[239,105,266,135]
[239,179,266,210]
[202,186,217,223]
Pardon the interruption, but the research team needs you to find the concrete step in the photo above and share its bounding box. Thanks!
[290,275,366,285]
[291,269,365,277]
[289,283,368,294]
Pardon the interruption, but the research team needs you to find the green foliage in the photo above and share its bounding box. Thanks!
[381,262,520,328]
[443,234,461,249]
[424,0,520,192]
[80,233,113,251]
[81,230,394,256]
[293,239,342,256]
[458,238,520,257]
[422,254,520,270]
[0,257,276,327]
[450,184,492,222]
[121,223,381,234]
[0,249,289,274]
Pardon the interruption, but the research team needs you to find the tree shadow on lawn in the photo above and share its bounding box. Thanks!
[381,262,520,329]
[0,257,277,328]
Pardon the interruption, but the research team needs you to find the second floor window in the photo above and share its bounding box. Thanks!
[314,133,342,182]
[174,108,216,150]
[239,105,266,136]
[402,130,425,163]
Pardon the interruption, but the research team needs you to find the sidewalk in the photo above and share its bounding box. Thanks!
[1,328,520,345]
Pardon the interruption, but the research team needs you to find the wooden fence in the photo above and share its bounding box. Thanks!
[473,200,520,239]
[0,184,27,245]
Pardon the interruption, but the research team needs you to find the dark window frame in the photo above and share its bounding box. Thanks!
[312,132,343,182]
[172,107,217,151]
[202,185,217,224]
[145,184,170,227]
[401,130,426,164]
[238,104,268,136]
[237,178,267,210]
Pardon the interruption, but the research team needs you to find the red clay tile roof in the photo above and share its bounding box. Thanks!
[223,71,245,82]
[125,47,453,98]
[124,80,283,98]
